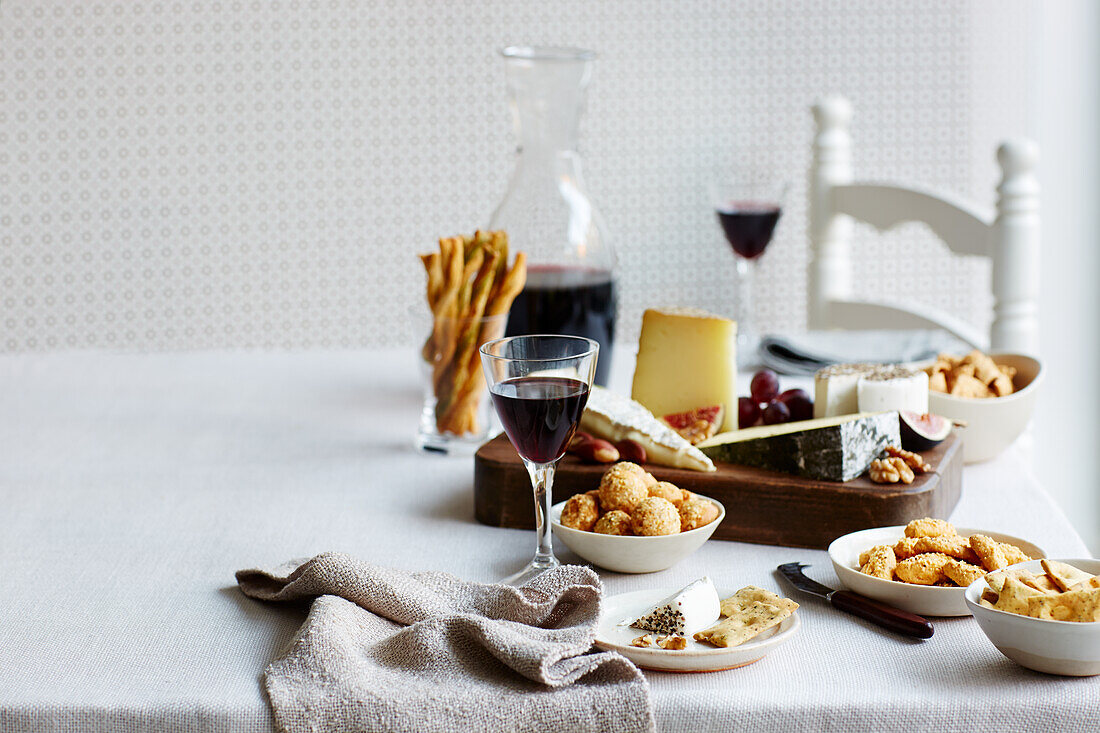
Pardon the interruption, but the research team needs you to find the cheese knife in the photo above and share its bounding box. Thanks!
[778,562,934,639]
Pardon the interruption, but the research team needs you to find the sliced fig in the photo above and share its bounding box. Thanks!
[899,411,952,452]
[660,404,725,445]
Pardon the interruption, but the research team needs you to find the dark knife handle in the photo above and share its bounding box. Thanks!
[829,590,934,639]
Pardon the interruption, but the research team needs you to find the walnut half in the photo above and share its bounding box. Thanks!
[885,445,933,474]
[869,457,915,484]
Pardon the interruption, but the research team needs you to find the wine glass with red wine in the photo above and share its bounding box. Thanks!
[480,335,598,586]
[712,178,788,364]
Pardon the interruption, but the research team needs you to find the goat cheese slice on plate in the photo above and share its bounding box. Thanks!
[622,576,721,637]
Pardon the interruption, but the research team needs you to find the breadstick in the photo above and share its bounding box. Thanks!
[485,252,527,317]
[441,252,526,430]
[436,250,501,423]
[431,237,466,377]
[418,230,523,435]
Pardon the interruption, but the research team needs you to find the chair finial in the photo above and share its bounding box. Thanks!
[997,139,1039,177]
[812,96,852,129]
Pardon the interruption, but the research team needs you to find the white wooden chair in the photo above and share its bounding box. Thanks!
[808,96,1040,355]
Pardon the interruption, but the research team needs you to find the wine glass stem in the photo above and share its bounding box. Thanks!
[736,257,755,345]
[523,459,557,566]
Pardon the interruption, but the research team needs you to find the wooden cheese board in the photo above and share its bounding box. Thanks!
[474,433,962,550]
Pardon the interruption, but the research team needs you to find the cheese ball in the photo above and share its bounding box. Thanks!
[604,461,649,484]
[631,497,681,536]
[560,493,599,532]
[648,481,683,505]
[678,498,719,531]
[593,509,633,536]
[598,464,649,513]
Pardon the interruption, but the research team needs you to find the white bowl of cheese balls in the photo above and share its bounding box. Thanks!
[550,461,725,574]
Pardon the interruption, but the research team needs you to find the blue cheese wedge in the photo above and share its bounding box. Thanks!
[698,412,901,482]
[581,387,716,472]
[626,577,721,637]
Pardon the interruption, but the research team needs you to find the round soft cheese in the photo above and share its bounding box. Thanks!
[856,366,929,414]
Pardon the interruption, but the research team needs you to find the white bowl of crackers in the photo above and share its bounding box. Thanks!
[829,518,1045,617]
[965,558,1100,676]
[550,462,725,573]
[923,351,1043,464]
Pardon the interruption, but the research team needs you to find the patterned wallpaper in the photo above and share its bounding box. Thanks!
[0,0,1029,351]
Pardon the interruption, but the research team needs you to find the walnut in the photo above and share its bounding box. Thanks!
[885,445,933,474]
[869,457,915,484]
[630,634,655,648]
[657,635,687,650]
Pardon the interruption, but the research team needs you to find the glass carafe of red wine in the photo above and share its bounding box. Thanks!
[491,46,616,386]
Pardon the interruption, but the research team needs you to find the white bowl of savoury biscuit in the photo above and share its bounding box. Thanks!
[550,462,726,573]
[964,558,1100,676]
[923,352,1043,464]
[550,494,725,574]
[829,520,1045,617]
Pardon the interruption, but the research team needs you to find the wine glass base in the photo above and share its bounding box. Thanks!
[500,555,560,587]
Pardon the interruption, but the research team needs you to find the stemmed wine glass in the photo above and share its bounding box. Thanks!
[480,334,598,586]
[712,177,788,365]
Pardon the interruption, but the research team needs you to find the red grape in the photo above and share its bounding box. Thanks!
[750,369,779,403]
[737,397,761,429]
[762,400,790,425]
[777,388,814,421]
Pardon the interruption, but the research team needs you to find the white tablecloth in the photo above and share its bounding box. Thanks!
[1,348,1095,732]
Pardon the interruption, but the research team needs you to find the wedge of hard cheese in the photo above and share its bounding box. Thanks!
[631,308,738,432]
[582,387,716,472]
[698,412,900,482]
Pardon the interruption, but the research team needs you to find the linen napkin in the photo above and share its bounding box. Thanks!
[236,553,654,733]
[758,329,975,375]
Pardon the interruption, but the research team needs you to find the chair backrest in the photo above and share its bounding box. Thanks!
[808,96,1040,355]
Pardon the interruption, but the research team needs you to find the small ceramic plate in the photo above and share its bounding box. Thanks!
[829,525,1045,617]
[594,587,800,672]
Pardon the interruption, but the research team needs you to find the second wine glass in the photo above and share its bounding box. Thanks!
[480,334,598,586]
[712,178,788,365]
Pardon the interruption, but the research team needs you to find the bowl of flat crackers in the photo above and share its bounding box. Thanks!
[922,351,1043,464]
[829,518,1045,617]
[965,558,1100,676]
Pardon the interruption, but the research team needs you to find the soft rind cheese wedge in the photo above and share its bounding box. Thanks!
[625,576,721,637]
[856,367,929,414]
[631,308,738,432]
[698,412,901,482]
[581,387,716,472]
[813,363,880,418]
[814,363,929,418]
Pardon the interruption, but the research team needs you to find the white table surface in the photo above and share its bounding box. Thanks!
[1,347,1096,732]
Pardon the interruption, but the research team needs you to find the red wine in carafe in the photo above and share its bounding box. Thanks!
[716,203,782,259]
[490,376,590,464]
[505,266,616,386]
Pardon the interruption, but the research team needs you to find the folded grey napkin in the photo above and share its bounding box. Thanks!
[759,329,974,375]
[236,553,654,733]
